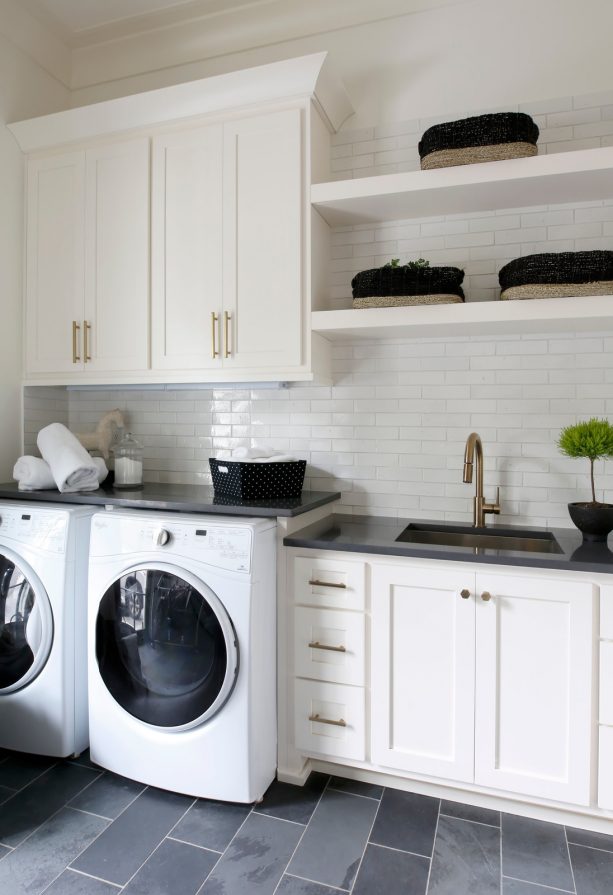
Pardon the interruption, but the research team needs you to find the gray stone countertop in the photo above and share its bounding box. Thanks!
[283,513,613,574]
[0,482,341,518]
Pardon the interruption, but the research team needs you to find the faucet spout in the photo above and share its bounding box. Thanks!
[462,432,500,527]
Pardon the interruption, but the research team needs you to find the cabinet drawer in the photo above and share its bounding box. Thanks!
[601,642,613,726]
[294,679,365,761]
[294,607,365,686]
[293,556,365,610]
[598,725,613,811]
[602,585,613,641]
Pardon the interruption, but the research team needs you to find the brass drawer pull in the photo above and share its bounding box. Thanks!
[308,579,346,589]
[481,591,492,602]
[72,321,80,363]
[460,588,471,600]
[309,713,346,728]
[308,641,346,653]
[84,321,91,362]
[224,311,231,358]
[211,312,219,359]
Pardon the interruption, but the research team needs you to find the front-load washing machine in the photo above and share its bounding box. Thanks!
[0,501,94,757]
[87,509,277,803]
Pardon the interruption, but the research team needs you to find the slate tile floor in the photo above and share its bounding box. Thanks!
[0,750,612,894]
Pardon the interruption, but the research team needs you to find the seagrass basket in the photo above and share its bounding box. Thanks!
[499,251,613,300]
[419,112,539,170]
[351,264,464,309]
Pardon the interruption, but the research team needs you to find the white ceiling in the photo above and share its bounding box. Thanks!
[27,0,267,35]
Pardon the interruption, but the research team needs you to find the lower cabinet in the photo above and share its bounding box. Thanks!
[290,551,598,811]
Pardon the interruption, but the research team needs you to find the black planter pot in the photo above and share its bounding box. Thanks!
[567,502,613,542]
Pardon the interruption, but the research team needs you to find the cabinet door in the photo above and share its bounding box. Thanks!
[371,564,476,782]
[152,126,223,371]
[474,573,595,805]
[84,139,150,372]
[222,108,303,370]
[26,152,85,374]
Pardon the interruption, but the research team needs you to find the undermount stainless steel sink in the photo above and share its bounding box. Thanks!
[395,522,563,554]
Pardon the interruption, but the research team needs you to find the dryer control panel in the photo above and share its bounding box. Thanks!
[0,506,68,554]
[90,513,255,573]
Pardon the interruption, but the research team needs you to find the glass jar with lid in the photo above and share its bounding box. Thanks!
[112,432,144,489]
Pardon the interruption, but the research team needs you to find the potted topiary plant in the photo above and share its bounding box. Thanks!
[558,418,613,541]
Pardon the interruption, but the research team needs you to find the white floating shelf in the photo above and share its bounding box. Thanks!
[311,147,613,226]
[312,294,613,341]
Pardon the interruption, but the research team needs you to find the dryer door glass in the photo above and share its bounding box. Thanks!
[0,554,51,692]
[96,567,238,729]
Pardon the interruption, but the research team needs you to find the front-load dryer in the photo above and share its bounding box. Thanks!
[0,501,94,757]
[87,509,277,803]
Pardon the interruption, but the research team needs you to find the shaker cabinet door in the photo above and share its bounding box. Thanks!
[222,108,304,370]
[26,152,85,374]
[84,138,150,372]
[371,563,476,783]
[474,573,595,805]
[151,126,223,371]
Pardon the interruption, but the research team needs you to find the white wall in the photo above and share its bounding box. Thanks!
[69,0,613,130]
[0,32,69,480]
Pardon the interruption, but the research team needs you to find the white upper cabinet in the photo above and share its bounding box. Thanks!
[151,125,223,371]
[26,152,85,374]
[222,108,303,370]
[25,139,150,377]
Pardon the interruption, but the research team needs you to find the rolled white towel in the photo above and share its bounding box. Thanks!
[13,454,108,491]
[37,423,102,493]
[252,454,298,463]
[231,446,276,459]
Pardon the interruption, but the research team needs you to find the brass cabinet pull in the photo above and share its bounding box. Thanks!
[309,713,346,728]
[308,579,346,589]
[481,591,492,602]
[224,311,231,358]
[211,312,219,359]
[460,588,471,600]
[72,321,80,363]
[308,641,347,653]
[83,321,91,362]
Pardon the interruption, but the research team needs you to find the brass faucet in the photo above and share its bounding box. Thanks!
[462,432,501,528]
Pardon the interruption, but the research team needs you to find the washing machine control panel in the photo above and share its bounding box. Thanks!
[0,507,68,553]
[92,514,254,572]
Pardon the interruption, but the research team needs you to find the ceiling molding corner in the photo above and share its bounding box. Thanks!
[0,0,72,87]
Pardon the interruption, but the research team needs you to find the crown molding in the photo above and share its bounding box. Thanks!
[0,0,71,86]
[69,0,467,90]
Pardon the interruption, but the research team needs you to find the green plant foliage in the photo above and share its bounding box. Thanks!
[558,418,613,504]
[558,418,613,460]
[383,258,430,269]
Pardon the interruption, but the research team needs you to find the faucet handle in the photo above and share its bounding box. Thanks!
[484,487,501,516]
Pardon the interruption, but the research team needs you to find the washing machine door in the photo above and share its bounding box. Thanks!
[95,562,239,731]
[0,549,54,694]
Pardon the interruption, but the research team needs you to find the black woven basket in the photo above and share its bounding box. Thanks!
[352,265,464,299]
[209,458,306,500]
[419,112,539,159]
[499,251,613,289]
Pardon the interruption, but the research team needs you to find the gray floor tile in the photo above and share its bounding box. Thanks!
[67,750,100,770]
[428,815,500,895]
[255,773,329,824]
[200,812,303,895]
[352,842,430,895]
[569,843,613,895]
[566,826,613,853]
[501,813,574,891]
[170,799,250,851]
[122,837,218,895]
[277,875,341,894]
[69,771,146,819]
[328,777,383,799]
[40,868,120,894]
[0,752,57,790]
[0,807,108,895]
[71,787,193,886]
[0,763,101,848]
[0,784,16,804]
[440,799,500,827]
[369,789,439,858]
[0,845,10,861]
[288,789,378,890]
[503,879,571,894]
